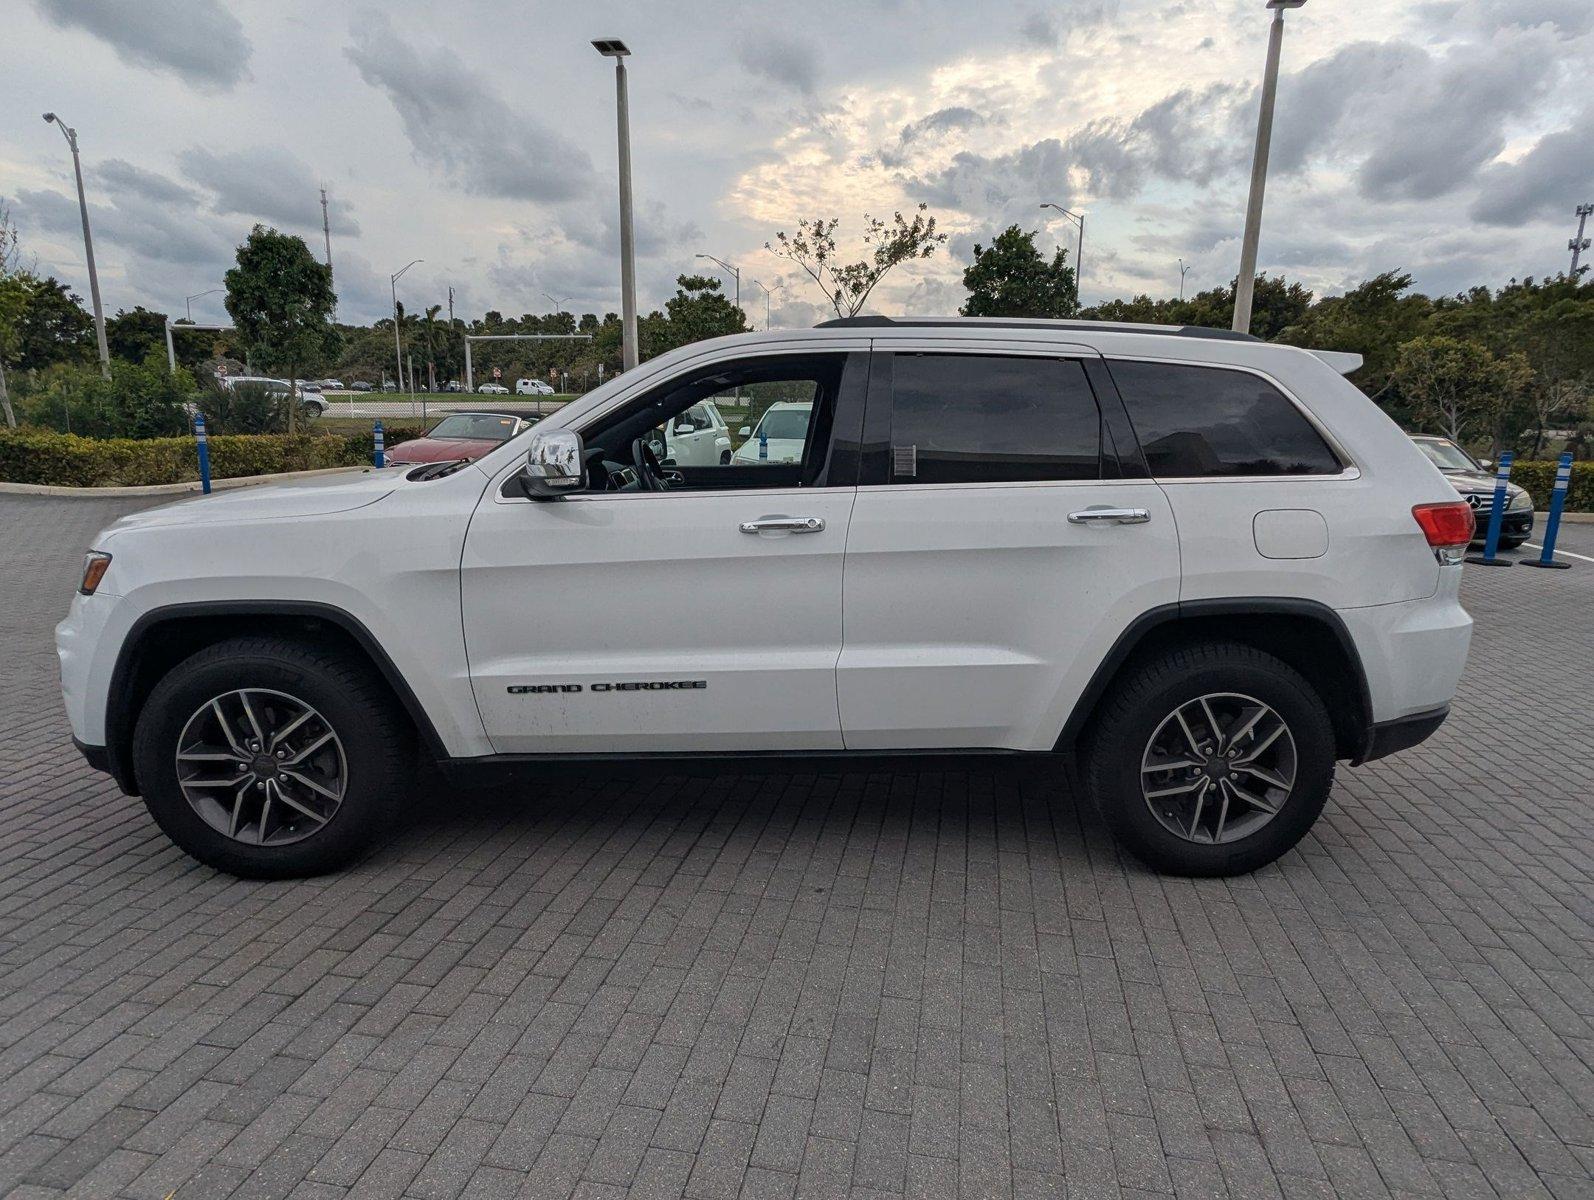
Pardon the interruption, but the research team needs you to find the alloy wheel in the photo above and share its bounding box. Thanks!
[174,688,347,846]
[1140,692,1297,845]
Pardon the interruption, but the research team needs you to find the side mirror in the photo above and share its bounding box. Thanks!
[518,429,586,499]
[739,425,751,438]
[674,423,694,436]
[1478,458,1493,469]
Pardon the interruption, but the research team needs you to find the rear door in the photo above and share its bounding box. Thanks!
[837,340,1180,751]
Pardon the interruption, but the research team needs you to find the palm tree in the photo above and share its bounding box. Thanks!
[422,304,442,391]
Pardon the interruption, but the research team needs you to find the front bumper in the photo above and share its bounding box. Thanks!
[1467,506,1533,543]
[73,737,113,775]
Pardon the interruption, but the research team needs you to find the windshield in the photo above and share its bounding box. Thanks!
[1415,439,1477,472]
[756,408,811,440]
[429,414,518,441]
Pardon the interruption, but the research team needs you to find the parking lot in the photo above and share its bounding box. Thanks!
[1,492,1591,1200]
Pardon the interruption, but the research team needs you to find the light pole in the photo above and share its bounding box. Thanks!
[751,279,783,329]
[391,259,422,394]
[593,39,639,371]
[42,112,109,378]
[1038,203,1085,308]
[1233,0,1305,334]
[185,288,223,321]
[542,292,574,314]
[1178,260,1191,300]
[695,254,742,324]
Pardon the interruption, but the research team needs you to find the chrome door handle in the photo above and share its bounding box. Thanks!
[1068,506,1151,525]
[739,516,825,534]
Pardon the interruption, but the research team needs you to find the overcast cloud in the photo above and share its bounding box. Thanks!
[3,0,1589,324]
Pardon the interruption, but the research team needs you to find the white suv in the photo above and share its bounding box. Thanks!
[57,318,1474,879]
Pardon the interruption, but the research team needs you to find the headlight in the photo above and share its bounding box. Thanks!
[79,550,112,596]
[1509,488,1533,511]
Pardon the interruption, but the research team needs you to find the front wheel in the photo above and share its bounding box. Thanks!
[1082,642,1335,876]
[133,637,410,878]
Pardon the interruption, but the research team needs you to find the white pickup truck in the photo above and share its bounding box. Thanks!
[58,317,1473,879]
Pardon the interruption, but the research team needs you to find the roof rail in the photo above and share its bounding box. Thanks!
[813,315,1262,342]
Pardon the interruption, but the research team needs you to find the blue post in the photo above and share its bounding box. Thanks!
[1466,450,1514,565]
[194,413,212,495]
[374,420,385,468]
[758,426,768,461]
[1520,451,1574,570]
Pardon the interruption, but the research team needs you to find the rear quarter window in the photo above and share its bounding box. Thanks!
[1108,360,1343,478]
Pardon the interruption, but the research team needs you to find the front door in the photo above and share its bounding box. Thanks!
[837,342,1181,751]
[463,347,868,754]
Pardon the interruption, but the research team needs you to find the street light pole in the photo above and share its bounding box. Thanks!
[1178,260,1191,300]
[185,288,222,322]
[751,279,783,329]
[1233,0,1305,334]
[391,259,422,394]
[1038,203,1085,308]
[43,113,109,379]
[695,254,742,324]
[594,40,639,372]
[542,292,574,313]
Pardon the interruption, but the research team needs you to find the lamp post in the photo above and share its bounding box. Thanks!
[695,253,742,324]
[391,259,422,394]
[1178,260,1191,301]
[750,278,783,329]
[1038,202,1085,308]
[541,292,574,313]
[185,288,223,321]
[42,112,109,379]
[593,39,639,371]
[1233,0,1306,334]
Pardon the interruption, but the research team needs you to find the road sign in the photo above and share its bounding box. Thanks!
[492,366,502,379]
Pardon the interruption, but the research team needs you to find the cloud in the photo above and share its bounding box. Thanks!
[1413,0,1592,36]
[95,159,199,208]
[1018,13,1059,46]
[32,0,251,91]
[1469,117,1594,226]
[345,15,594,202]
[735,31,821,95]
[179,147,360,236]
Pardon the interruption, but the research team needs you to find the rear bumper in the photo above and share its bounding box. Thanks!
[73,736,113,775]
[1356,706,1448,764]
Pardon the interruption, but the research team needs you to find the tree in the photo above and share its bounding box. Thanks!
[224,226,339,431]
[107,305,170,364]
[768,204,946,319]
[1083,274,1311,341]
[960,226,1078,317]
[1276,272,1431,402]
[1392,336,1532,457]
[12,276,94,370]
[644,275,750,358]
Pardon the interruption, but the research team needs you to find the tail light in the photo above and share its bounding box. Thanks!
[1411,502,1474,564]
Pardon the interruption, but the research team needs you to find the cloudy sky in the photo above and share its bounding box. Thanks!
[3,0,1590,329]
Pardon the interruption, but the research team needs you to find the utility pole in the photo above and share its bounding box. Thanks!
[320,188,333,269]
[593,39,638,371]
[1571,204,1592,278]
[1179,259,1191,300]
[42,113,110,378]
[1233,0,1306,334]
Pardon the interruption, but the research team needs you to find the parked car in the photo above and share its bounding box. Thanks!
[730,401,812,465]
[349,381,373,392]
[1410,435,1534,548]
[380,381,398,393]
[219,375,328,416]
[515,378,556,396]
[478,382,510,395]
[315,379,346,391]
[645,400,733,467]
[59,317,1474,879]
[443,381,464,393]
[384,412,537,466]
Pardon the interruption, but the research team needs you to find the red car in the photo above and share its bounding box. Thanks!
[385,412,537,465]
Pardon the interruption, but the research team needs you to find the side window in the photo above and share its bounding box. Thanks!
[1109,361,1343,478]
[888,354,1102,484]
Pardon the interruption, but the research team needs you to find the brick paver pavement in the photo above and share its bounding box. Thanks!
[1,492,1591,1199]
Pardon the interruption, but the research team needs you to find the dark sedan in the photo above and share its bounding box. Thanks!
[1411,435,1534,548]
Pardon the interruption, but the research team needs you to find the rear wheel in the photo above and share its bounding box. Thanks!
[133,637,410,878]
[1083,642,1335,876]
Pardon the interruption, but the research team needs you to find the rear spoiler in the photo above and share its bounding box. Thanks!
[1309,350,1363,375]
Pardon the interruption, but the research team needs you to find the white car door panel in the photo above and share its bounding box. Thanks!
[838,342,1181,751]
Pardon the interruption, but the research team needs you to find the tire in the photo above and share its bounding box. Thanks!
[1082,641,1335,876]
[133,636,410,878]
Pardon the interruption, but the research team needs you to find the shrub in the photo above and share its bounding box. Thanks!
[14,358,194,438]
[196,380,292,434]
[1509,460,1594,512]
[0,425,423,487]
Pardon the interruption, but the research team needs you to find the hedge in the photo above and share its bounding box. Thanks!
[0,426,423,488]
[1507,460,1594,513]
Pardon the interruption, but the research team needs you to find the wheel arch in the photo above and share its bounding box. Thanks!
[1055,599,1374,763]
[105,601,448,795]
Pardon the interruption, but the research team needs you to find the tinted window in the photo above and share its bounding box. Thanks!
[1110,361,1342,477]
[889,354,1101,483]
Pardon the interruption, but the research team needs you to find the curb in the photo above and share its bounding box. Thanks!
[0,465,368,498]
[1535,511,1594,524]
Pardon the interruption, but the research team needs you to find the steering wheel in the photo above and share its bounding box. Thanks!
[631,437,668,492]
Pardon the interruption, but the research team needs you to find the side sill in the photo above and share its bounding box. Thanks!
[438,747,1056,787]
[1353,706,1449,766]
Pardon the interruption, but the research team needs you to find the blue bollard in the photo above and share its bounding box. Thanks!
[1519,451,1574,570]
[1465,450,1514,565]
[194,413,212,495]
[374,420,385,468]
[758,426,768,461]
